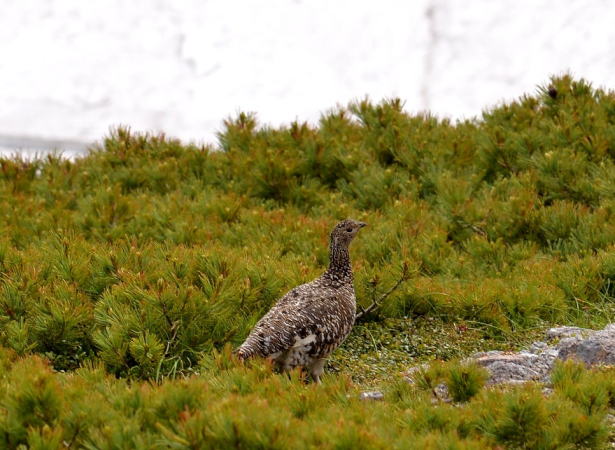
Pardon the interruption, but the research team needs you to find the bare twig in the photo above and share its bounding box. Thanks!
[355,262,412,320]
[155,317,181,383]
[454,216,487,238]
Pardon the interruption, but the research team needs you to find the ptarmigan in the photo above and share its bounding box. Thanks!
[237,219,367,382]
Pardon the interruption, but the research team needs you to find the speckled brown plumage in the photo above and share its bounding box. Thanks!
[237,219,366,382]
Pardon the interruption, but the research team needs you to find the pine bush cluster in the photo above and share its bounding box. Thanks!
[1,75,615,446]
[0,349,613,448]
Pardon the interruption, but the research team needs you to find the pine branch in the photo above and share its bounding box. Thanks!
[355,262,411,320]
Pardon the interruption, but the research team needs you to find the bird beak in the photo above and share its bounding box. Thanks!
[358,222,367,228]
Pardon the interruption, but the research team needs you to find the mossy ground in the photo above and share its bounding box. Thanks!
[330,316,547,385]
[1,74,615,447]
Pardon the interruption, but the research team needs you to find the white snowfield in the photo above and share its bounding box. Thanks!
[1,0,614,157]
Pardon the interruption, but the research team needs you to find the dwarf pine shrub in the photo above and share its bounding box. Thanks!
[0,350,612,448]
[0,75,614,446]
[446,362,488,403]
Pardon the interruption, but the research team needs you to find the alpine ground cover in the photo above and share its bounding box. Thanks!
[1,75,615,447]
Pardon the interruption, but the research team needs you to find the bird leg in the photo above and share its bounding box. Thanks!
[308,358,326,384]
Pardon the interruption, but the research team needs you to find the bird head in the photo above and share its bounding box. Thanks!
[330,219,367,247]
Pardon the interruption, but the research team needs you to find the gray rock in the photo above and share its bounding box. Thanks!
[528,341,548,354]
[360,391,384,401]
[472,349,557,384]
[557,325,615,366]
[473,324,615,385]
[546,326,595,341]
[433,382,450,402]
[404,324,615,388]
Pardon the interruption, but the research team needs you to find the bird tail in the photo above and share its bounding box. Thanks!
[234,345,254,361]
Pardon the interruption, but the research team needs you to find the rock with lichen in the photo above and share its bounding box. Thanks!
[556,324,615,366]
[404,324,615,387]
[471,349,558,384]
[469,324,615,385]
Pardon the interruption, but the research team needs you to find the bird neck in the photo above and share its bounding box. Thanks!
[325,240,352,282]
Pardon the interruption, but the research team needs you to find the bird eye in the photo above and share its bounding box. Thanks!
[346,227,353,232]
